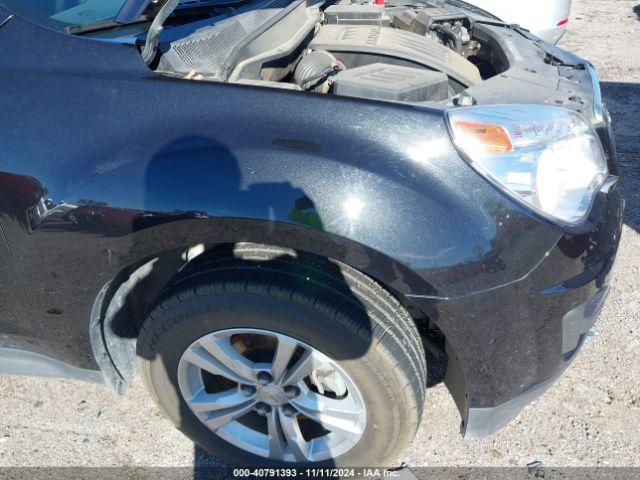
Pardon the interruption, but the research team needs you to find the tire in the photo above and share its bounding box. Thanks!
[137,244,427,467]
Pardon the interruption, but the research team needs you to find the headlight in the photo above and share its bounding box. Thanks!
[446,105,608,225]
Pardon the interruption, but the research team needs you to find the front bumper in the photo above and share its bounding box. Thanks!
[408,174,623,438]
[463,285,609,438]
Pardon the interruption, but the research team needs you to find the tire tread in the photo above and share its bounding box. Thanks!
[138,244,427,457]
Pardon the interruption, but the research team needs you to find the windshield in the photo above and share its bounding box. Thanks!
[1,0,129,29]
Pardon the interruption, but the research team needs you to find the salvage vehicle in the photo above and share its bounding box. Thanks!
[0,0,622,467]
[466,0,572,44]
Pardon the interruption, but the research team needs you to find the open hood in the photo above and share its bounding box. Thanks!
[116,0,227,23]
[115,0,172,23]
[115,0,498,25]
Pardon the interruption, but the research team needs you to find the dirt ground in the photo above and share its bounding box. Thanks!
[1,0,639,469]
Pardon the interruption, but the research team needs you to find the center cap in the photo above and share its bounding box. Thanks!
[257,384,286,406]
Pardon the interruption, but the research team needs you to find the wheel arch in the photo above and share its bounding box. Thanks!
[89,217,441,393]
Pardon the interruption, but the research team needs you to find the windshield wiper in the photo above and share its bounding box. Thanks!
[66,17,151,35]
[67,0,249,36]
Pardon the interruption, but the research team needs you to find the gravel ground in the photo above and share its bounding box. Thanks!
[1,0,639,469]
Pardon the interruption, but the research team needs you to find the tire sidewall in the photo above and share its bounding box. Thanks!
[138,291,418,467]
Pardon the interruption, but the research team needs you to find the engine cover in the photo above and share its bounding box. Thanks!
[332,63,450,102]
[309,24,481,86]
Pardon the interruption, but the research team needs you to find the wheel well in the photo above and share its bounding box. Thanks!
[90,242,447,393]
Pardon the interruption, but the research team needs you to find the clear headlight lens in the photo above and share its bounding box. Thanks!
[446,105,608,225]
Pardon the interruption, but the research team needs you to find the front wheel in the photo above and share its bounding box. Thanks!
[137,249,426,467]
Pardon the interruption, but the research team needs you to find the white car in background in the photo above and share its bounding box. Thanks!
[467,0,572,44]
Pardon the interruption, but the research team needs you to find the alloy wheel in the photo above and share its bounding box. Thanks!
[177,328,367,462]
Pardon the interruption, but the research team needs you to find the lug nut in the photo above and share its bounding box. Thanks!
[240,384,256,396]
[284,386,301,399]
[257,371,273,386]
[255,402,272,416]
[281,404,297,417]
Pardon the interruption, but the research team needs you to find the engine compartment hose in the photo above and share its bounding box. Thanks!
[431,23,463,54]
[294,50,344,91]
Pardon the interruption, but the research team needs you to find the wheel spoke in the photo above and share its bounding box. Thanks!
[281,350,321,386]
[187,387,252,413]
[199,334,257,383]
[182,347,252,384]
[177,328,367,462]
[271,335,298,383]
[291,392,364,435]
[203,400,256,431]
[279,412,312,462]
[267,409,288,460]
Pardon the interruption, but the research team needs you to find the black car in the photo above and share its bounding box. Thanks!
[0,0,623,468]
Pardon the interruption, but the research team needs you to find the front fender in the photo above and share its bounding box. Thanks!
[0,12,563,374]
[56,101,562,299]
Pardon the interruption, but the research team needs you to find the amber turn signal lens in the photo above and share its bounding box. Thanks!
[446,105,608,224]
[453,120,514,154]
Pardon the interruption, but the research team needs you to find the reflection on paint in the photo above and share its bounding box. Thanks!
[406,139,450,166]
[343,196,365,221]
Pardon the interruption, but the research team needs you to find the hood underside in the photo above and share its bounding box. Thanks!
[115,0,172,23]
[116,0,498,23]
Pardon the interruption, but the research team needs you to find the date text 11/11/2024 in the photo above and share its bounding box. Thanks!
[232,468,416,478]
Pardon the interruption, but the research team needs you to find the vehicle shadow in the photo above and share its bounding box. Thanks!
[601,82,640,232]
[633,5,640,20]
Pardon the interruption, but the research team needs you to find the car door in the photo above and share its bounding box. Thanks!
[0,173,42,350]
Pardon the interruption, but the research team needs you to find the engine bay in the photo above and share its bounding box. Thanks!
[150,0,493,102]
[150,0,598,113]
